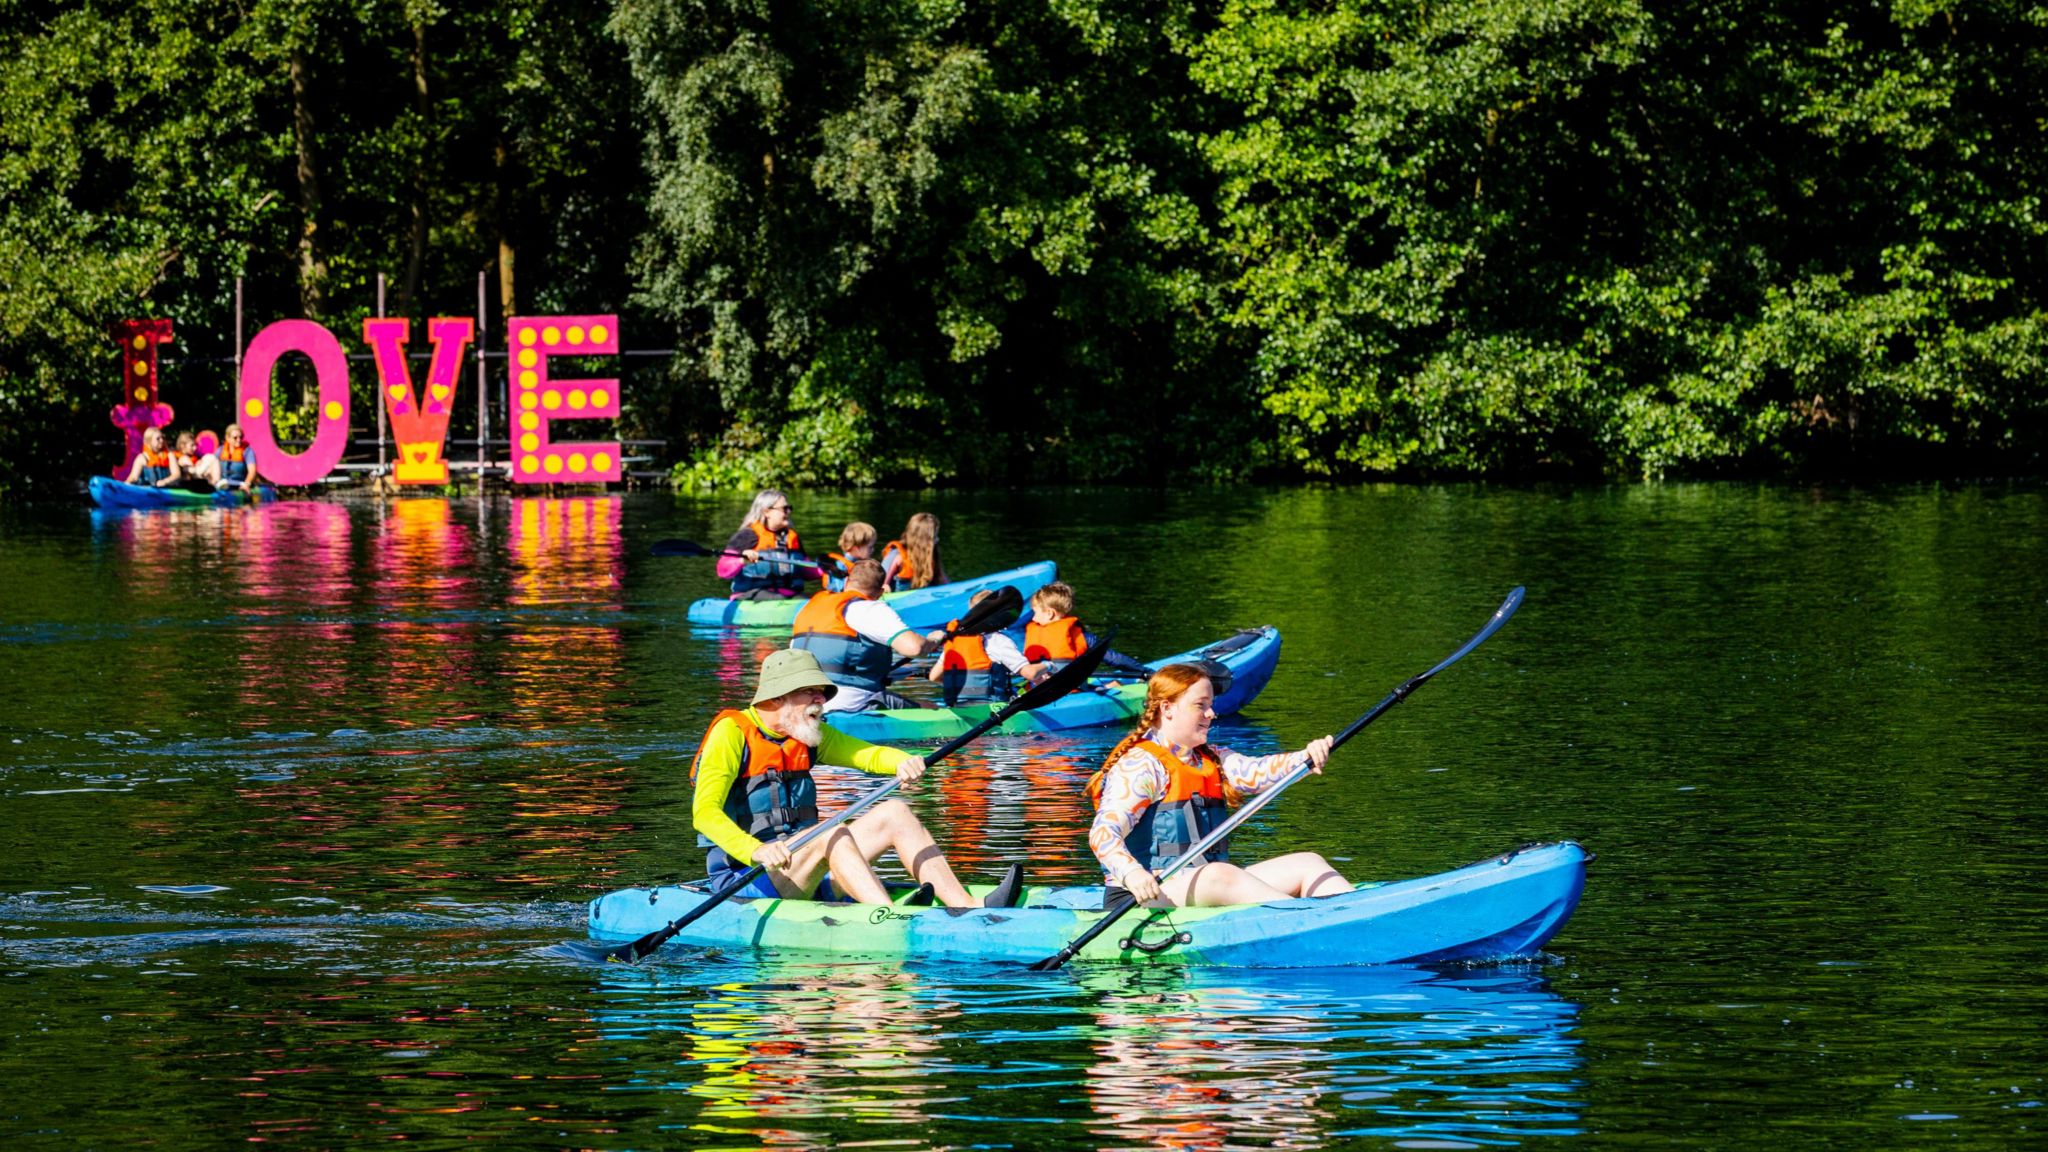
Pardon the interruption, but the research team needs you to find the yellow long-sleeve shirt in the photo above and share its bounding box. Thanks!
[691,707,909,865]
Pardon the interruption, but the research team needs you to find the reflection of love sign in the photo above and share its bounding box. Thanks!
[115,313,623,487]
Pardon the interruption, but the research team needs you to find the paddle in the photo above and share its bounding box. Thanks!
[604,630,1118,964]
[886,585,1023,678]
[649,537,846,578]
[1028,587,1526,972]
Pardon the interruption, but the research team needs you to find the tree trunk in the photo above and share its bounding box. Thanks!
[290,47,326,408]
[401,21,429,318]
[494,139,517,321]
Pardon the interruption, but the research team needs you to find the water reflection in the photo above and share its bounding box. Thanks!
[587,960,1581,1151]
[372,499,486,724]
[505,496,626,725]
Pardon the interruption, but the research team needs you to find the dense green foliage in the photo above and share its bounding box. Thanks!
[2,0,2042,494]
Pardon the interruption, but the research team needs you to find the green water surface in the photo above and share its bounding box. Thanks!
[1,484,2044,1148]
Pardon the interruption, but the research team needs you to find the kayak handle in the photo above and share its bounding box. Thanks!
[1119,928,1192,954]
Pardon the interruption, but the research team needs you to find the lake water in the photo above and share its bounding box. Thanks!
[2,484,2043,1148]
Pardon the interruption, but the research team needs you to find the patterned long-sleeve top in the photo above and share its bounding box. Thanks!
[1087,735,1307,883]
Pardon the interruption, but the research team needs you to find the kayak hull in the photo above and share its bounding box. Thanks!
[90,475,274,509]
[686,560,1057,630]
[826,625,1282,743]
[587,841,1588,968]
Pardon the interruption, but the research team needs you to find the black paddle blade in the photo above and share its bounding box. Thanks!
[1012,627,1116,711]
[954,585,1023,635]
[649,538,714,558]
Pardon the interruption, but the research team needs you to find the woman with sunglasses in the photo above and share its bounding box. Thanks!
[718,489,810,600]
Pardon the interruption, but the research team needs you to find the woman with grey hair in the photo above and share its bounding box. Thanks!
[717,489,809,600]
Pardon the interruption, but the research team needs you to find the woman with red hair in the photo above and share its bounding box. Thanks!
[1087,663,1351,908]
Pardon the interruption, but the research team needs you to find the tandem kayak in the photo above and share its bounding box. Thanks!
[686,560,1057,630]
[826,625,1282,743]
[89,476,275,510]
[588,841,1588,967]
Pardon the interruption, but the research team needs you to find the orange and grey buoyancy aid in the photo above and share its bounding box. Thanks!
[732,522,807,595]
[218,442,251,483]
[791,590,894,694]
[1087,739,1231,872]
[879,539,916,590]
[137,448,174,485]
[689,708,819,847]
[937,624,1013,706]
[1024,616,1088,671]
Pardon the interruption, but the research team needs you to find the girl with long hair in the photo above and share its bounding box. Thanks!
[1086,664,1352,908]
[880,512,947,591]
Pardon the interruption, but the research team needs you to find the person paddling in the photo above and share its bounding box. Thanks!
[927,589,1028,706]
[879,512,947,591]
[792,559,946,712]
[691,649,1026,908]
[718,489,808,600]
[1087,663,1352,908]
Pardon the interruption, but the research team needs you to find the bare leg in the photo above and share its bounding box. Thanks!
[845,799,977,908]
[762,825,891,903]
[1245,852,1353,898]
[1160,861,1295,908]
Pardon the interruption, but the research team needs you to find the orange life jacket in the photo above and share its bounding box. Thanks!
[217,441,250,482]
[688,708,818,845]
[137,447,174,483]
[879,539,918,589]
[733,521,806,594]
[791,590,892,693]
[1087,738,1231,871]
[1024,616,1088,665]
[938,622,1012,706]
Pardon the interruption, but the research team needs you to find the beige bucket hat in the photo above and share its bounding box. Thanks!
[753,648,839,705]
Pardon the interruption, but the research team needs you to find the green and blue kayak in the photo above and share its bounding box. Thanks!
[827,625,1281,743]
[588,841,1588,967]
[686,560,1057,630]
[90,475,275,510]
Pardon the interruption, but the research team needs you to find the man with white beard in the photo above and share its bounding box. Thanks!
[688,648,1026,908]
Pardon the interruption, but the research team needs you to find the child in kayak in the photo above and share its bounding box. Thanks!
[1087,662,1349,909]
[819,521,877,591]
[880,512,946,591]
[1017,581,1151,684]
[792,559,946,713]
[719,489,809,600]
[926,588,1029,706]
[123,427,181,487]
[690,648,1025,908]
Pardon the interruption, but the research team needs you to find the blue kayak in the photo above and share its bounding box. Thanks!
[825,625,1282,743]
[89,475,275,510]
[587,841,1588,967]
[686,560,1057,630]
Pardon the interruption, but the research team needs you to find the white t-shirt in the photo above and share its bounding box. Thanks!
[821,598,918,713]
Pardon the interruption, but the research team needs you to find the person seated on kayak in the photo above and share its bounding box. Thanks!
[193,424,259,490]
[691,648,1026,908]
[1087,662,1350,909]
[819,520,877,591]
[879,512,947,591]
[122,427,183,488]
[926,589,1028,706]
[1018,582,1089,683]
[718,489,809,600]
[793,559,946,713]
